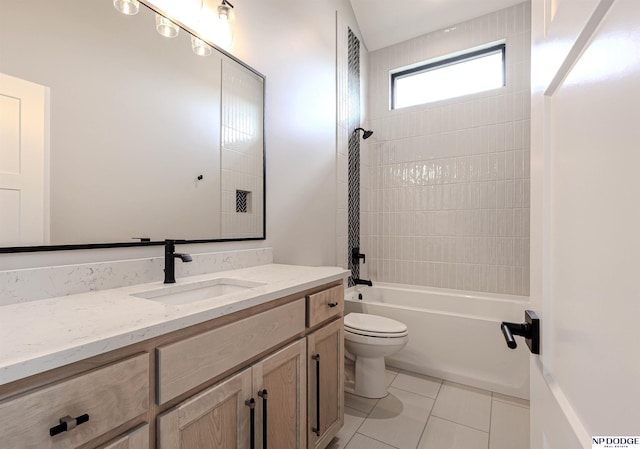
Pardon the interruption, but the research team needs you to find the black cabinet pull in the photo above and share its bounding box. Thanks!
[49,414,89,437]
[328,302,339,308]
[258,389,268,449]
[312,353,321,436]
[245,398,256,449]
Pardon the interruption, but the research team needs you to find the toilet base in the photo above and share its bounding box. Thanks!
[353,356,388,399]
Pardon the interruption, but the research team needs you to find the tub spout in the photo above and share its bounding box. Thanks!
[353,278,373,286]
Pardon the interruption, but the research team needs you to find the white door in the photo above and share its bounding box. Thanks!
[0,72,48,246]
[530,0,640,448]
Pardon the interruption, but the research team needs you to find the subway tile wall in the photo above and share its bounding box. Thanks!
[221,59,265,238]
[361,2,531,296]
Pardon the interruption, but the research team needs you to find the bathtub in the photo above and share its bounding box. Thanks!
[345,283,530,399]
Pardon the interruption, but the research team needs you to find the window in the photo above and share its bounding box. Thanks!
[391,43,505,109]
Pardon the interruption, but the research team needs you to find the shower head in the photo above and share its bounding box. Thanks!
[355,127,374,140]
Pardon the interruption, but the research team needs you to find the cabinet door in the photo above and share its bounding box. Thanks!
[307,319,344,449]
[252,339,307,449]
[99,424,149,449]
[157,368,252,449]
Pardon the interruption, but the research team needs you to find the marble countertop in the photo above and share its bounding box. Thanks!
[0,264,349,386]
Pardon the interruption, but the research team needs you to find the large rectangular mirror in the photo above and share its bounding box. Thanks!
[0,0,265,252]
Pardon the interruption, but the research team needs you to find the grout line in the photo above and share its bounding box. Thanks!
[429,414,491,435]
[414,411,433,449]
[388,383,441,400]
[339,406,368,449]
[353,432,401,449]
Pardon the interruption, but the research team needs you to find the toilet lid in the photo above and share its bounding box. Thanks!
[344,313,407,335]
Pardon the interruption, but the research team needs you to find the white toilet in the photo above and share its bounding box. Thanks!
[344,313,408,398]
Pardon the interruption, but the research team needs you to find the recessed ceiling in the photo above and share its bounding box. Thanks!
[349,0,526,52]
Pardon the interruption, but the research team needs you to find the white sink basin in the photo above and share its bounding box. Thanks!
[132,278,266,306]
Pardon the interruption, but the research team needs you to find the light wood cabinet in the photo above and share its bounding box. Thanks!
[157,367,253,449]
[0,353,149,449]
[307,319,344,449]
[0,280,344,449]
[253,339,307,449]
[305,285,344,328]
[158,339,307,449]
[156,299,305,404]
[100,424,150,449]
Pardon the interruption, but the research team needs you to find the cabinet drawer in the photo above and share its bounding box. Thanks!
[0,353,149,449]
[100,424,149,449]
[156,299,305,404]
[306,285,344,328]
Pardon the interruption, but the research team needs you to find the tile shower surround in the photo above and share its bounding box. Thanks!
[360,2,531,296]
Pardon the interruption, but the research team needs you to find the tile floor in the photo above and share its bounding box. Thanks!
[329,367,530,449]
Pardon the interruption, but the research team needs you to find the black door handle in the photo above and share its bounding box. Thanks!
[245,398,256,449]
[500,310,540,354]
[258,389,268,449]
[312,353,321,436]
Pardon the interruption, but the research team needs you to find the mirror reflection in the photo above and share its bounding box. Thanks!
[0,0,264,250]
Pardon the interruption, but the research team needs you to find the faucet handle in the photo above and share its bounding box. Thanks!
[351,247,366,264]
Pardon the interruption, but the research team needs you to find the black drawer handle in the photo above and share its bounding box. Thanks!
[49,414,89,437]
[246,398,256,449]
[258,389,268,449]
[312,354,321,436]
[328,302,339,308]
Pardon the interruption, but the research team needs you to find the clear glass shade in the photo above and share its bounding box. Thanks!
[212,16,232,49]
[191,36,212,56]
[113,0,139,15]
[155,14,179,38]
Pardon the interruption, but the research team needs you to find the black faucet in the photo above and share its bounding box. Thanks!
[164,240,193,284]
[352,247,366,264]
[353,278,373,287]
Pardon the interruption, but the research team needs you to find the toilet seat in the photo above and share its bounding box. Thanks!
[344,313,408,338]
[345,327,408,338]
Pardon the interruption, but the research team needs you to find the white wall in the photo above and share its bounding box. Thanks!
[233,0,365,267]
[0,0,364,270]
[363,2,531,296]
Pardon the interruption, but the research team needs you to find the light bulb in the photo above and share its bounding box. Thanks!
[213,16,233,48]
[113,0,139,15]
[191,36,212,56]
[217,4,231,19]
[155,14,179,38]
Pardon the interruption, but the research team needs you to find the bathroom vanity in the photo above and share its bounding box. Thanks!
[0,264,347,449]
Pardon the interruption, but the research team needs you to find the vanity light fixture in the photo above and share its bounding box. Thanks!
[214,0,234,48]
[191,36,212,56]
[217,0,234,19]
[113,0,139,15]
[155,13,179,38]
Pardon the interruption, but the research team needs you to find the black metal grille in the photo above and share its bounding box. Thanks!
[236,190,249,213]
[347,29,360,287]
